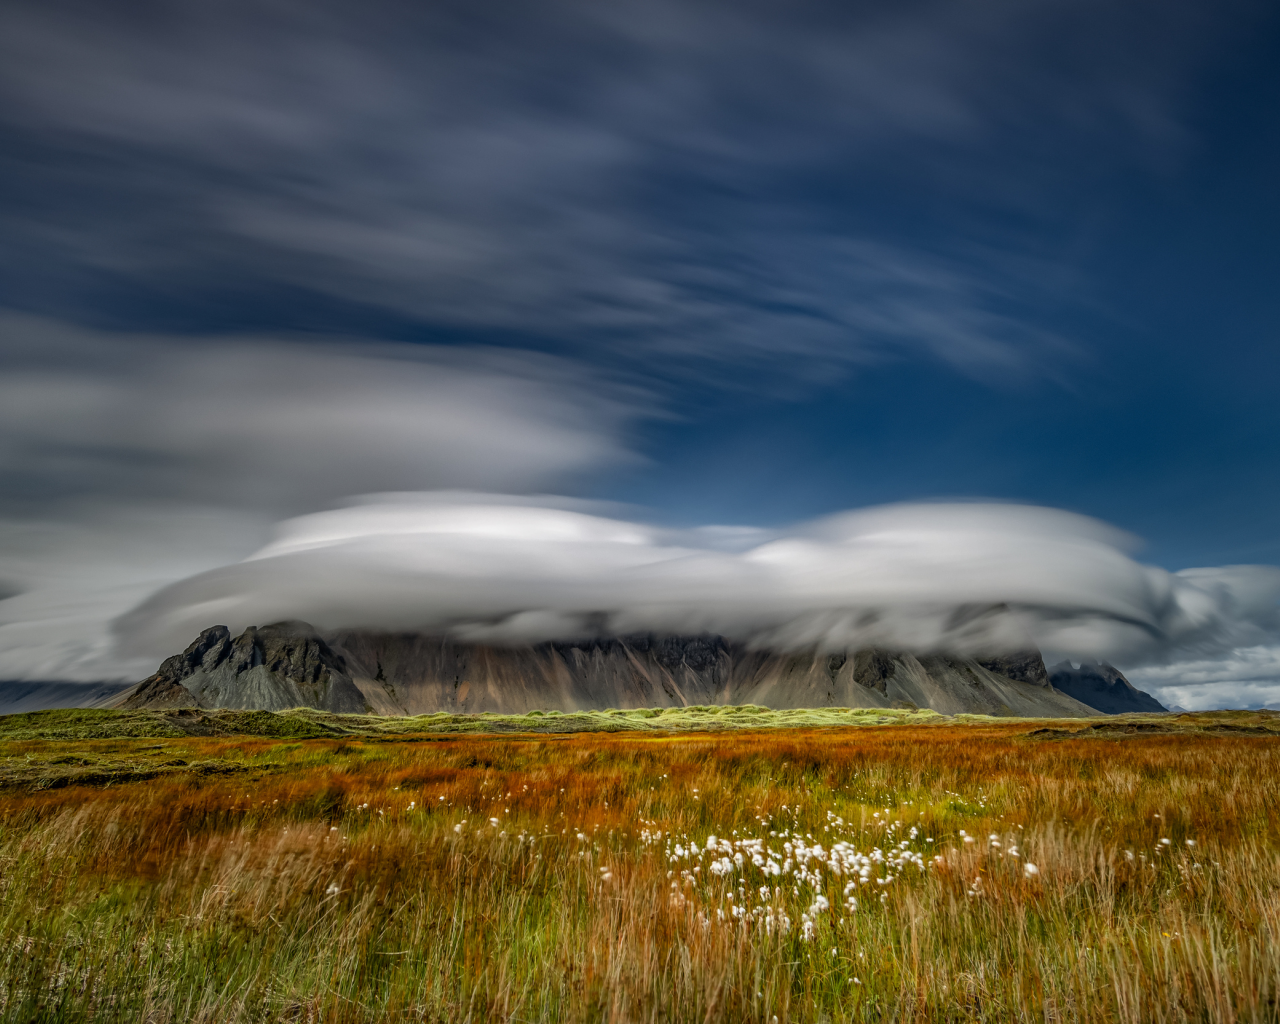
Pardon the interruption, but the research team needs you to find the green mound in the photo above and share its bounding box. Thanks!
[0,707,341,741]
[1025,709,1280,740]
[0,708,189,740]
[0,703,948,741]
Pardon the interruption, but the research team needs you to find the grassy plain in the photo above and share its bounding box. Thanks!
[1,710,1278,1022]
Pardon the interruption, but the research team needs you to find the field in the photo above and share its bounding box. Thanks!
[1,710,1278,1022]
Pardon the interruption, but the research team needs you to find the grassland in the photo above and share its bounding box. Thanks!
[1,710,1278,1022]
[0,704,948,744]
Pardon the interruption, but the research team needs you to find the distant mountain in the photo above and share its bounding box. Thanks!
[113,622,365,713]
[0,680,131,715]
[1047,661,1166,714]
[103,622,1101,719]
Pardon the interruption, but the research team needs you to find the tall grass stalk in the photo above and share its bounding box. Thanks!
[0,724,1277,1021]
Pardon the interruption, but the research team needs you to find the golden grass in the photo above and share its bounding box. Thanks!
[1,722,1278,1022]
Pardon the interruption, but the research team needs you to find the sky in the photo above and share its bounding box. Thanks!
[1,0,1278,709]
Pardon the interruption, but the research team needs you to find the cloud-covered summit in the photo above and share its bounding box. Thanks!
[116,494,1280,674]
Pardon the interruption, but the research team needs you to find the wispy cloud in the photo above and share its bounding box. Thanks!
[0,315,648,679]
[0,0,1241,379]
[0,314,643,513]
[1129,646,1280,710]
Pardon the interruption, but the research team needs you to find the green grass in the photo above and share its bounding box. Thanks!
[5,704,1279,746]
[1,711,1278,1021]
[0,703,948,742]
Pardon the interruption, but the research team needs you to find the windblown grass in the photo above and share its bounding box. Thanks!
[1,718,1278,1021]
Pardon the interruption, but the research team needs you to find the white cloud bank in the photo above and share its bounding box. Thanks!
[0,316,647,680]
[116,495,1280,706]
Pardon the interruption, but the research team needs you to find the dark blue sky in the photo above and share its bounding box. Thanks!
[1,0,1278,573]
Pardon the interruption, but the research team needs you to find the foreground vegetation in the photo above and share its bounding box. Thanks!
[1,712,1278,1021]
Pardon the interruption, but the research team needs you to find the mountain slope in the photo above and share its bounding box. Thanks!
[731,648,1096,718]
[110,622,367,713]
[108,623,1101,718]
[0,681,131,716]
[1047,662,1166,714]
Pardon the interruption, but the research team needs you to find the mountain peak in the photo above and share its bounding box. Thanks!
[111,623,1102,718]
[1047,661,1165,714]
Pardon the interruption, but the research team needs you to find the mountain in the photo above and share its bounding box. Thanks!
[104,622,1102,718]
[0,680,131,716]
[112,622,366,713]
[1047,661,1166,714]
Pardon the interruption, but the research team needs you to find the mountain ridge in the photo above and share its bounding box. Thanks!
[1046,661,1166,714]
[105,623,1103,718]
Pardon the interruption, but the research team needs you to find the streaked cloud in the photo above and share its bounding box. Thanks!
[0,314,643,512]
[1129,646,1280,710]
[0,315,649,680]
[117,495,1280,688]
[0,0,1238,379]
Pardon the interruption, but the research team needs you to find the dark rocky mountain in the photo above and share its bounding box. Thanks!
[1047,661,1166,714]
[104,622,1102,718]
[112,622,367,713]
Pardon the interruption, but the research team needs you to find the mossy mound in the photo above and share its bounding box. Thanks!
[26,704,1279,744]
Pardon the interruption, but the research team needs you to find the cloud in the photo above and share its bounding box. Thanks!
[0,313,644,514]
[1127,645,1280,711]
[0,0,1245,379]
[0,316,648,680]
[116,495,1280,680]
[0,504,270,681]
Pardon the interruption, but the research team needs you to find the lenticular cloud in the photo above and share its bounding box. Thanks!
[114,493,1280,666]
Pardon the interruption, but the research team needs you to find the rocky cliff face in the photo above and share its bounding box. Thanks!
[1047,661,1165,714]
[728,647,1091,718]
[110,623,1101,718]
[111,622,367,713]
